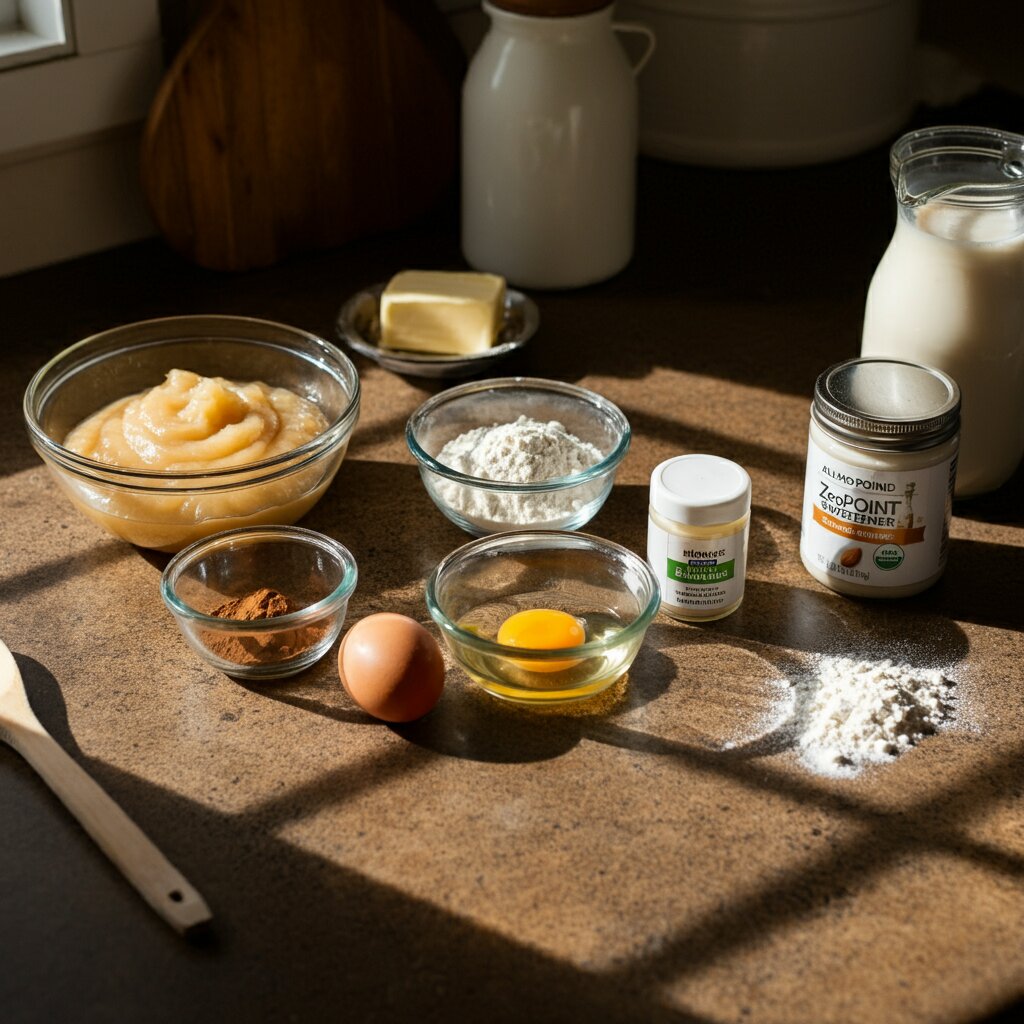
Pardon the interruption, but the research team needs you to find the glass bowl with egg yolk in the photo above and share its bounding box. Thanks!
[425,530,660,704]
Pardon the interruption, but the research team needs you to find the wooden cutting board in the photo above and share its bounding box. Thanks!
[141,0,464,271]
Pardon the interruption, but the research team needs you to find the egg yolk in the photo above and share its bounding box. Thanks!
[496,608,586,673]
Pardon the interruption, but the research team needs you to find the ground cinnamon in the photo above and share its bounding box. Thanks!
[202,587,326,667]
[211,587,291,621]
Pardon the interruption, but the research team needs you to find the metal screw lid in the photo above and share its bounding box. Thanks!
[812,358,961,450]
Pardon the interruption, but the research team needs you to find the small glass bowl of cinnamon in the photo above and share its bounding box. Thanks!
[161,525,358,680]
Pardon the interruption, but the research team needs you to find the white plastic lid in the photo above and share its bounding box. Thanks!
[649,454,751,526]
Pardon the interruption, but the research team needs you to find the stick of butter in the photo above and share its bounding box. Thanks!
[379,270,506,355]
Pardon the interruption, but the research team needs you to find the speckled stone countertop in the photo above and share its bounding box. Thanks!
[2,100,1023,1024]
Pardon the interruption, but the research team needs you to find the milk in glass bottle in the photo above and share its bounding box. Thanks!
[861,126,1024,496]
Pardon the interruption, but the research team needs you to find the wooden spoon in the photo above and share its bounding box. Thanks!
[0,639,211,935]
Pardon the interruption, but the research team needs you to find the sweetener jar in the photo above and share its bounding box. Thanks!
[800,358,960,598]
[461,0,655,289]
[861,126,1024,496]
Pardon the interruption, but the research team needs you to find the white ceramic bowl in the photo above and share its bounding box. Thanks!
[620,0,918,167]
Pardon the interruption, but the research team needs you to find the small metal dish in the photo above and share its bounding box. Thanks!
[335,282,539,379]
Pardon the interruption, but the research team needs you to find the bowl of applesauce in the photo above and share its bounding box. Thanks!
[23,315,360,552]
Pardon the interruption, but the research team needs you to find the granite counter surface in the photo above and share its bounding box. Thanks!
[1,97,1022,1024]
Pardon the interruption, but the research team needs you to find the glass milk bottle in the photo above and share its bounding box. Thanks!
[861,126,1024,497]
[461,1,654,289]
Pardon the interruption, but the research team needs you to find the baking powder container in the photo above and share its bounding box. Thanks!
[647,454,751,621]
[800,357,960,598]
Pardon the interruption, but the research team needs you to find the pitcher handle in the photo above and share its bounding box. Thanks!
[613,21,656,77]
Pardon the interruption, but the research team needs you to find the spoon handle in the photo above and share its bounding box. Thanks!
[4,720,212,934]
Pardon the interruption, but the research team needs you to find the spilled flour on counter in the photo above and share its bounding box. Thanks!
[791,656,956,776]
[722,655,958,777]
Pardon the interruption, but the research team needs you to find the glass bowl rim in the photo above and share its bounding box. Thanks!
[161,525,359,630]
[424,529,660,662]
[405,376,631,492]
[23,314,361,484]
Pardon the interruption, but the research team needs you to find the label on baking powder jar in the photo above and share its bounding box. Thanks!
[647,526,746,616]
[800,435,956,591]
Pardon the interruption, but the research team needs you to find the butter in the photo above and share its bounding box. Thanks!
[379,270,506,355]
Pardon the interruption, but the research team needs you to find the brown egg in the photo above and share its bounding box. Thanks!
[338,613,445,722]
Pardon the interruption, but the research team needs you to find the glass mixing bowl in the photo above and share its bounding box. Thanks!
[406,377,631,536]
[23,315,360,552]
[426,530,659,704]
[161,526,358,680]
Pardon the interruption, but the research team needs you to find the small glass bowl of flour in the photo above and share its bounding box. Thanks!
[407,378,631,535]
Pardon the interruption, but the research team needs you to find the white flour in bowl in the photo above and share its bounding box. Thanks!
[434,415,605,529]
[791,656,956,776]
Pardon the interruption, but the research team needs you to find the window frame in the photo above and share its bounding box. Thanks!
[0,0,161,159]
[0,0,73,73]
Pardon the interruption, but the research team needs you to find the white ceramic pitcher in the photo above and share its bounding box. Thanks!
[461,1,655,290]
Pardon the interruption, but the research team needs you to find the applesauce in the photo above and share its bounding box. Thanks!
[65,369,327,471]
[57,369,338,551]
